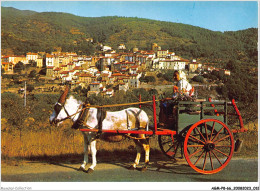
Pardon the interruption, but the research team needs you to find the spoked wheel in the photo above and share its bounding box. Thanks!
[158,134,183,159]
[184,119,234,174]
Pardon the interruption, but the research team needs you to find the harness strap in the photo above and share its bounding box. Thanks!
[55,104,85,123]
[97,107,106,132]
[64,106,70,117]
[125,110,130,130]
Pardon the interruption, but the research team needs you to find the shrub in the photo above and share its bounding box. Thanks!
[192,75,204,83]
[13,61,25,73]
[28,70,37,78]
[163,70,175,82]
[26,84,35,92]
[156,73,163,78]
[74,85,82,94]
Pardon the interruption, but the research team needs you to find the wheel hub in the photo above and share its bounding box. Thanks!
[204,142,215,152]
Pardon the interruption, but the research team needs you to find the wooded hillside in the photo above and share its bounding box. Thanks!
[1,7,258,65]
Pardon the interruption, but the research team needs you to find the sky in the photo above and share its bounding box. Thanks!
[1,1,259,32]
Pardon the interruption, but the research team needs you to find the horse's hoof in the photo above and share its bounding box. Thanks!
[87,168,94,174]
[128,166,135,170]
[141,167,147,172]
[77,166,85,171]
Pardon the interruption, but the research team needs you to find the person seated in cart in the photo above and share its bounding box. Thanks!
[159,70,194,128]
[173,70,194,98]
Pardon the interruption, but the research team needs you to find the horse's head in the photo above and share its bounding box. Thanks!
[49,85,70,125]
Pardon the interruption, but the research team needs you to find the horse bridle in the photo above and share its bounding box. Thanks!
[52,100,71,124]
[52,98,86,125]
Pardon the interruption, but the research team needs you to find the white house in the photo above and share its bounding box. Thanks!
[26,52,38,63]
[129,65,139,74]
[102,46,112,52]
[85,67,99,76]
[101,67,112,77]
[118,44,126,50]
[156,59,188,70]
[129,74,141,88]
[105,89,114,97]
[88,82,103,96]
[118,82,129,92]
[46,54,54,67]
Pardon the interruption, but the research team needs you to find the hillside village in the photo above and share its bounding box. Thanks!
[1,43,231,97]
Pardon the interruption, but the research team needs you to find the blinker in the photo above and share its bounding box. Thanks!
[54,103,63,114]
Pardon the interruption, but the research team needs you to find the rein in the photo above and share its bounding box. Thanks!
[54,98,162,124]
[54,103,87,123]
[84,99,161,108]
[54,96,171,125]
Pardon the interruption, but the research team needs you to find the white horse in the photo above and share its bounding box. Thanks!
[49,89,150,173]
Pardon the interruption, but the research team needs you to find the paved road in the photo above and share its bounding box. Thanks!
[2,158,258,182]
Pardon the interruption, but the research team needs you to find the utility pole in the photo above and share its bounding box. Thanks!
[24,81,26,107]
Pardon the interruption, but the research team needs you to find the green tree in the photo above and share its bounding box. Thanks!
[28,60,37,67]
[74,86,82,94]
[225,60,240,73]
[145,76,156,82]
[14,61,25,74]
[163,70,175,82]
[28,70,37,78]
[148,89,158,96]
[192,75,204,83]
[26,84,35,92]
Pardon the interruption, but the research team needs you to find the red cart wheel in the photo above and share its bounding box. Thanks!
[184,119,234,174]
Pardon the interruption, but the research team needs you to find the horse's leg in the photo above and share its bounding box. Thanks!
[129,139,142,170]
[140,137,150,171]
[87,138,97,173]
[78,133,89,171]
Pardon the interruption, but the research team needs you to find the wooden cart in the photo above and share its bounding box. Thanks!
[157,98,246,174]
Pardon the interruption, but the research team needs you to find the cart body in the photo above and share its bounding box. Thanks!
[158,98,246,174]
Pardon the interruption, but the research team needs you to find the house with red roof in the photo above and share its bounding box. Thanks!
[157,50,169,58]
[88,82,103,96]
[73,72,81,81]
[105,88,114,97]
[46,66,55,78]
[60,64,68,71]
[58,55,70,66]
[156,58,189,70]
[118,82,129,92]
[67,62,75,70]
[53,67,62,79]
[26,52,38,63]
[2,55,27,65]
[129,65,139,74]
[60,71,72,83]
[79,73,92,84]
[129,74,141,88]
[60,71,69,79]
[188,60,203,73]
[46,54,54,67]
[1,62,14,74]
[108,76,115,85]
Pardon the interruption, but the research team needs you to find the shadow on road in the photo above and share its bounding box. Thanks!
[14,150,199,175]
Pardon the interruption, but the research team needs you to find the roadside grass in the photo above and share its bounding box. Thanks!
[1,122,166,165]
[1,123,257,167]
[232,120,258,158]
